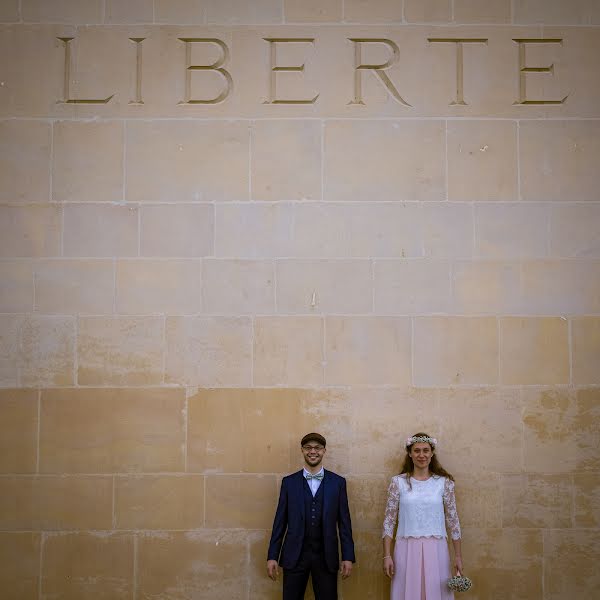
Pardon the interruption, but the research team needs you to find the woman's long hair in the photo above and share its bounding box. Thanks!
[400,432,454,490]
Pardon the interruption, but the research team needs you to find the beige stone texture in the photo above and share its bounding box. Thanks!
[40,388,185,473]
[0,475,112,530]
[0,120,50,203]
[0,532,40,600]
[421,203,474,258]
[22,0,103,24]
[374,259,451,314]
[454,0,511,23]
[251,120,321,200]
[137,530,248,600]
[344,0,403,22]
[414,317,498,385]
[0,0,19,22]
[248,530,281,600]
[502,474,572,528]
[126,120,249,202]
[140,203,214,257]
[324,120,446,201]
[0,389,38,473]
[165,316,252,386]
[500,317,569,384]
[202,259,275,314]
[63,203,138,258]
[522,388,599,473]
[78,316,164,385]
[206,0,282,24]
[574,473,600,528]
[475,203,549,258]
[115,259,202,314]
[34,259,114,314]
[462,528,543,599]
[42,532,133,600]
[0,204,61,258]
[447,120,517,201]
[544,530,600,599]
[205,474,276,528]
[276,259,372,314]
[254,316,324,385]
[105,0,153,24]
[0,315,22,386]
[325,317,411,385]
[284,0,343,22]
[52,120,124,203]
[115,475,204,529]
[572,317,600,384]
[520,121,600,201]
[187,388,307,473]
[549,203,600,257]
[154,0,205,23]
[514,0,600,25]
[452,260,522,314]
[404,0,452,22]
[455,473,502,528]
[346,475,388,531]
[0,260,34,312]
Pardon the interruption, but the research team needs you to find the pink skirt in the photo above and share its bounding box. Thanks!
[391,537,454,600]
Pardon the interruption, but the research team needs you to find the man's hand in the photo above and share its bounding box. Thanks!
[340,560,353,579]
[267,559,279,581]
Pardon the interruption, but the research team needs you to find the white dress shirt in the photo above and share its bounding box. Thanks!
[303,467,324,497]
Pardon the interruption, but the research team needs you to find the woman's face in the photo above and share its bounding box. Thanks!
[409,442,433,469]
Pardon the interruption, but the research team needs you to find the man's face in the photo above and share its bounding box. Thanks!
[301,442,326,468]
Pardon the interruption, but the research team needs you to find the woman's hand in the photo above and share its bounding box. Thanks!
[383,556,395,579]
[454,555,464,576]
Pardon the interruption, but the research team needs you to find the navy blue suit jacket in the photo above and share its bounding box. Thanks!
[267,469,356,573]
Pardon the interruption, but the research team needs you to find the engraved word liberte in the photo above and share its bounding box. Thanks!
[58,36,568,107]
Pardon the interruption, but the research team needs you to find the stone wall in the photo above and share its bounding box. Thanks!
[1,1,599,598]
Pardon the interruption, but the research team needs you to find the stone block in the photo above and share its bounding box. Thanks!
[63,203,138,258]
[42,532,133,600]
[115,259,202,314]
[0,389,38,473]
[0,261,34,312]
[344,0,403,22]
[52,120,124,203]
[501,474,572,528]
[254,316,324,385]
[453,0,511,23]
[154,0,205,23]
[520,121,600,201]
[544,530,600,599]
[165,316,252,386]
[455,474,502,528]
[346,475,388,531]
[40,387,185,473]
[203,259,275,314]
[140,203,214,257]
[413,317,498,385]
[105,0,153,23]
[187,388,305,473]
[0,532,40,600]
[474,203,548,258]
[276,259,372,314]
[574,473,600,528]
[549,203,600,257]
[421,202,474,258]
[34,259,114,314]
[374,259,451,314]
[251,119,321,200]
[137,530,248,600]
[0,120,50,202]
[22,0,103,23]
[206,0,282,24]
[404,0,452,22]
[205,474,277,528]
[126,120,249,202]
[499,317,569,384]
[284,0,342,22]
[324,120,445,201]
[572,317,600,384]
[0,205,61,258]
[77,316,163,385]
[325,317,411,385]
[0,475,112,530]
[514,0,600,25]
[248,531,281,600]
[0,1,19,22]
[115,475,204,529]
[447,120,517,201]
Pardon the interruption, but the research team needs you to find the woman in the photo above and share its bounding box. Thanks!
[382,433,463,600]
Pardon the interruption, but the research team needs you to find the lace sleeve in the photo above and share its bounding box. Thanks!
[382,477,400,539]
[443,478,462,540]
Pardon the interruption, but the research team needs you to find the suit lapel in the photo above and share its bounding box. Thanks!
[295,470,306,521]
[322,469,330,518]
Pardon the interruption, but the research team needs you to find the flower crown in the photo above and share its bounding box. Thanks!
[406,435,437,447]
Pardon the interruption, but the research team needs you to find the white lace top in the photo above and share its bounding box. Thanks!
[382,474,461,541]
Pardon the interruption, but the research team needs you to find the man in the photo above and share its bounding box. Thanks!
[267,433,355,600]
